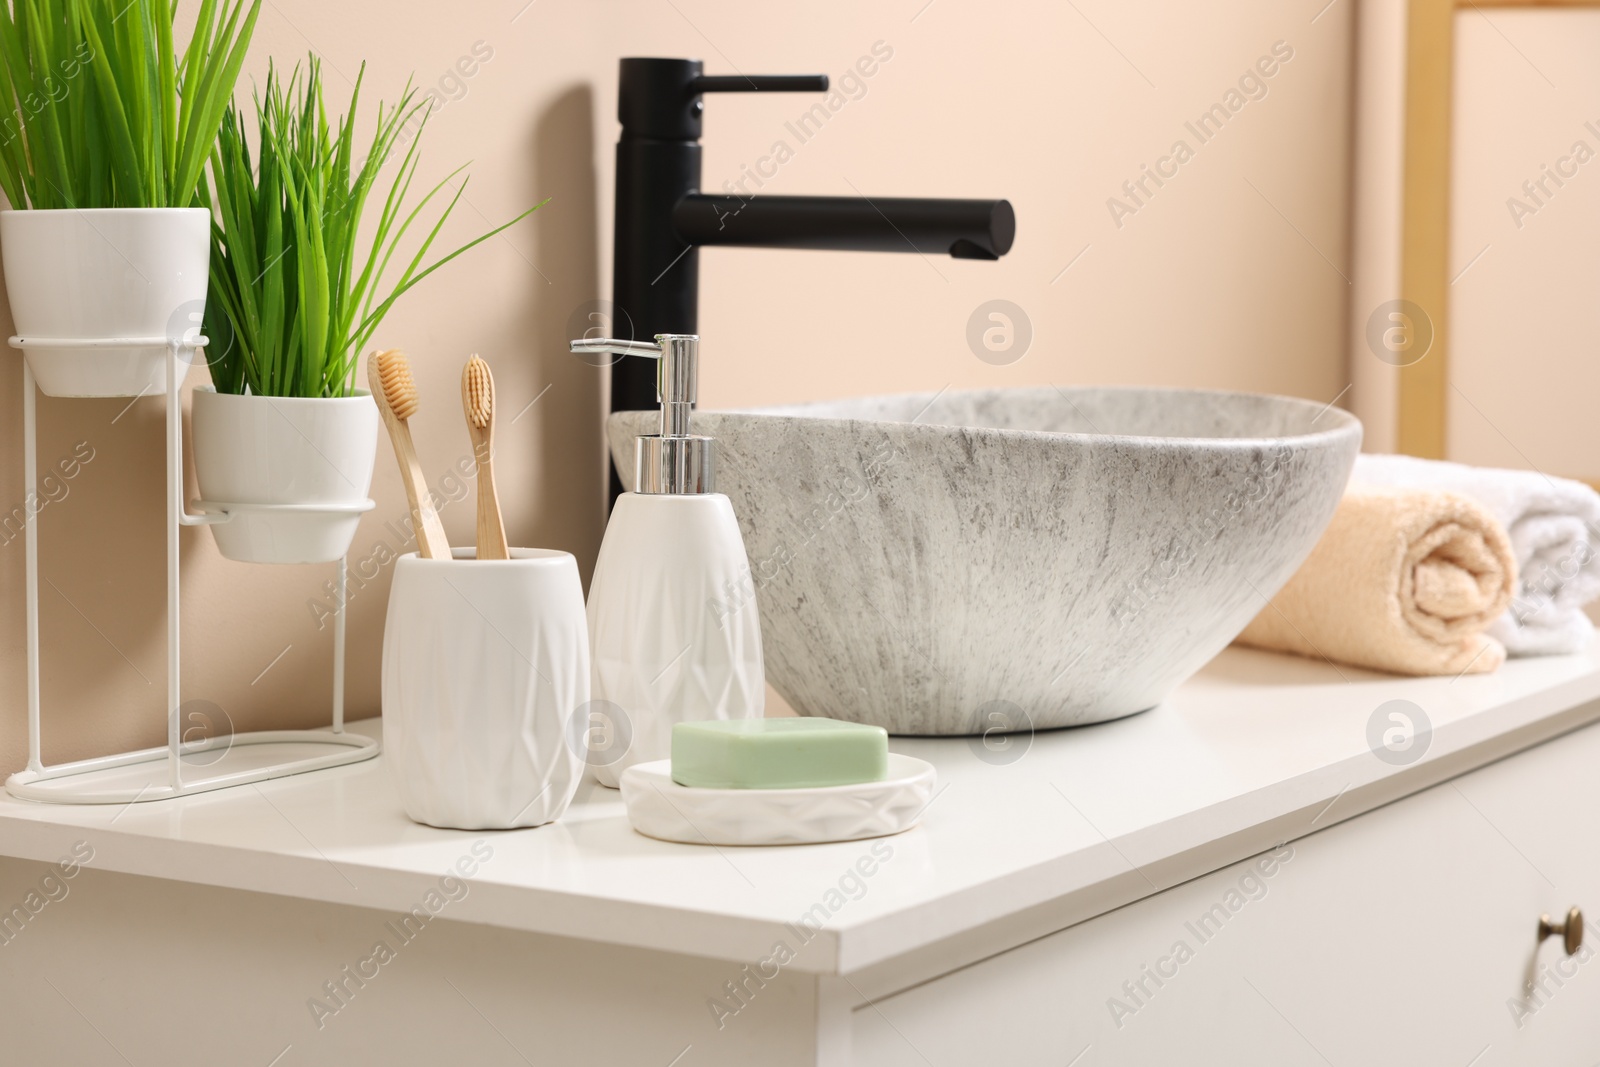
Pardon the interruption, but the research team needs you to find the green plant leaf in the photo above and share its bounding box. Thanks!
[204,54,543,398]
[0,0,260,208]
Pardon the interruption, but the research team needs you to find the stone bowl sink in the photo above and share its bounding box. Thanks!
[609,386,1361,736]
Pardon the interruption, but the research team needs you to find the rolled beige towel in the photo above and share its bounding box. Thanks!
[1235,487,1517,676]
[1352,454,1600,655]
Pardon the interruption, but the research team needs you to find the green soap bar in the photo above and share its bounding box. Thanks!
[671,718,889,789]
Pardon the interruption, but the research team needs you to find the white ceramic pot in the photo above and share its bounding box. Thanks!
[382,548,589,830]
[191,387,379,564]
[0,208,210,397]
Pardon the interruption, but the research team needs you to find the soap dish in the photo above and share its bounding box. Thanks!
[619,753,936,846]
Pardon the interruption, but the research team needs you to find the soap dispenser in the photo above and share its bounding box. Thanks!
[569,334,764,787]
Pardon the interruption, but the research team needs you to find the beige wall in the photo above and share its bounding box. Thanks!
[1349,5,1600,474]
[1449,10,1600,480]
[0,0,1354,771]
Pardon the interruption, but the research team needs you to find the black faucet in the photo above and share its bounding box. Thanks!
[603,57,1015,488]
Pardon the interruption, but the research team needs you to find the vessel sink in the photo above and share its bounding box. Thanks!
[610,386,1362,735]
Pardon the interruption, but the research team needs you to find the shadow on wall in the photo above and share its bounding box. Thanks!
[0,320,172,772]
[530,82,605,586]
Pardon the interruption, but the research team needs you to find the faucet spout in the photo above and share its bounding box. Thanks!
[674,194,1015,260]
[601,56,1017,502]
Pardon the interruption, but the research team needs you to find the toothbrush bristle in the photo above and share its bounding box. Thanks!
[465,355,492,428]
[377,350,418,420]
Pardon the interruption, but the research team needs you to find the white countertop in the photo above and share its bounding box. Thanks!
[3,643,1600,977]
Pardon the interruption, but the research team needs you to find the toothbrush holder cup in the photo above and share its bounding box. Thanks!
[382,548,588,830]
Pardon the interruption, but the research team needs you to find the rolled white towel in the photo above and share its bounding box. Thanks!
[1351,454,1600,655]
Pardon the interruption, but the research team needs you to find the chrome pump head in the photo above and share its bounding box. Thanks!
[569,333,712,494]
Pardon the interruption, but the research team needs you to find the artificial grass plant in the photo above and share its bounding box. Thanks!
[203,57,543,398]
[0,0,261,209]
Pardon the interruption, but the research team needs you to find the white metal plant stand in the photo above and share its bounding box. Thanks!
[5,338,379,804]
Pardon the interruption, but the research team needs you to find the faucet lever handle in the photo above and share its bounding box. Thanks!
[689,74,829,94]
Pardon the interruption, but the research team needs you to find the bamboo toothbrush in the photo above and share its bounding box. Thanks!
[462,355,509,560]
[369,349,451,559]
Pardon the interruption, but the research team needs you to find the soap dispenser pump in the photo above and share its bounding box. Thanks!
[570,334,764,787]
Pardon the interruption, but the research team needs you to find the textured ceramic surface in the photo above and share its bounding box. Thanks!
[192,388,379,564]
[620,754,935,845]
[382,548,587,829]
[611,386,1362,735]
[1,208,209,397]
[586,493,764,787]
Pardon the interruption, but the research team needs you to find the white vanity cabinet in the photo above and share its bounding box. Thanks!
[854,718,1600,1065]
[4,646,1600,1066]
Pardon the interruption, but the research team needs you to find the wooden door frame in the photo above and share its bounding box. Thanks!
[1398,0,1600,457]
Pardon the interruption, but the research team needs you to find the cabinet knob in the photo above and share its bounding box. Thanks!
[1538,907,1584,956]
